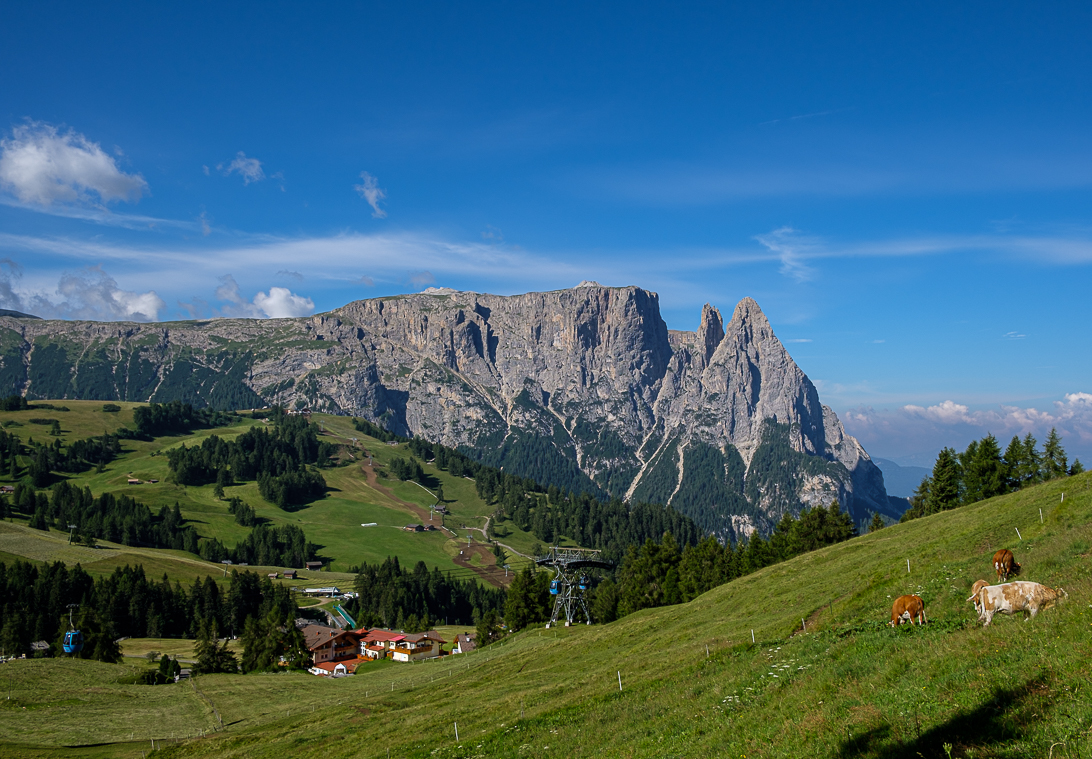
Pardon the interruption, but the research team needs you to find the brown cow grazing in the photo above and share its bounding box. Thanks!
[993,549,1021,583]
[969,581,1067,626]
[890,595,928,627]
[967,579,991,614]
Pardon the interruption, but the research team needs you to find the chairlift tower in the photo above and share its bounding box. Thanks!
[535,547,613,628]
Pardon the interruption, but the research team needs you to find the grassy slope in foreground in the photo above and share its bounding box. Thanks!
[3,473,1091,758]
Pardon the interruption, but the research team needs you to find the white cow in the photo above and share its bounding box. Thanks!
[969,581,1067,626]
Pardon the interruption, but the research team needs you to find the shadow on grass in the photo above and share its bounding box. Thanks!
[838,675,1050,759]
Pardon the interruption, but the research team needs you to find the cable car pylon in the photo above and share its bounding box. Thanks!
[534,546,613,628]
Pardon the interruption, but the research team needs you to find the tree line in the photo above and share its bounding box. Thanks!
[7,481,202,552]
[0,560,297,665]
[383,431,703,562]
[1,429,122,487]
[484,500,859,645]
[198,523,317,568]
[901,428,1083,521]
[131,400,238,438]
[347,555,506,631]
[167,409,333,508]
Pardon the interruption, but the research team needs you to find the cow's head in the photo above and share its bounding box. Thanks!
[967,579,989,603]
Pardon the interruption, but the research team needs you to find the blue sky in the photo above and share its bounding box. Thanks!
[2,2,1091,466]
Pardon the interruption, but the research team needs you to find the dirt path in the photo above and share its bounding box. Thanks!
[360,463,451,532]
[451,541,509,589]
[359,462,506,587]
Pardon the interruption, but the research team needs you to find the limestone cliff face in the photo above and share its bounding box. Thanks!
[0,284,894,536]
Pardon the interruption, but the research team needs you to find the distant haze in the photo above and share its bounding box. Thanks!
[872,458,930,499]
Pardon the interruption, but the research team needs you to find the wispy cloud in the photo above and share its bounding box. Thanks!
[753,227,817,282]
[409,270,436,288]
[354,171,387,218]
[784,338,813,343]
[219,152,265,184]
[0,121,147,207]
[1004,331,1026,339]
[758,106,856,127]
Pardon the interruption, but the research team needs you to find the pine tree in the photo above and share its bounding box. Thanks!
[869,512,886,533]
[1070,459,1085,476]
[926,448,962,512]
[1021,434,1042,487]
[1042,428,1068,480]
[503,567,544,631]
[1002,436,1024,489]
[194,617,238,674]
[901,476,932,521]
[962,434,1007,504]
[475,610,503,647]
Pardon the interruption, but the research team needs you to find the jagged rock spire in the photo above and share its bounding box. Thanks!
[697,304,724,364]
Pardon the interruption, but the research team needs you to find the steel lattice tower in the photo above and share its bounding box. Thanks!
[535,547,613,627]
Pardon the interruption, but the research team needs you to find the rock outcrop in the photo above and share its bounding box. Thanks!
[0,284,897,537]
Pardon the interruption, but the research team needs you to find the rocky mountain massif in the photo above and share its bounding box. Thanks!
[0,284,904,538]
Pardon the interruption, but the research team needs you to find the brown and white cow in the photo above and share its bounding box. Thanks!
[992,549,1021,583]
[890,594,928,627]
[969,581,1067,626]
[967,579,990,614]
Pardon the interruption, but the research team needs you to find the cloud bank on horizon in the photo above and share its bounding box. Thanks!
[843,394,1092,467]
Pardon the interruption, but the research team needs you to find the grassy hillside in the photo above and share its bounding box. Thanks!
[0,401,536,580]
[3,470,1090,758]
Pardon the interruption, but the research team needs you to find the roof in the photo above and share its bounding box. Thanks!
[403,631,446,644]
[361,629,406,644]
[302,624,356,650]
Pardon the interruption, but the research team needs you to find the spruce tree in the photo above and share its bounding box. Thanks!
[926,448,962,512]
[1042,428,1068,480]
[1021,434,1042,487]
[503,567,537,631]
[869,512,885,533]
[962,434,1007,504]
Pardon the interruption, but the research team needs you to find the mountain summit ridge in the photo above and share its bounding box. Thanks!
[0,283,896,537]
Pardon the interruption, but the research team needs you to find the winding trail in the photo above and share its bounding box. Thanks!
[359,461,507,588]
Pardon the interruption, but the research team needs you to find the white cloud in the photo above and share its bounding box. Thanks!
[253,287,314,318]
[844,394,1092,465]
[903,400,977,425]
[784,338,813,343]
[220,152,265,184]
[213,274,313,319]
[1004,331,1026,339]
[754,227,816,283]
[0,263,163,321]
[354,171,387,218]
[0,122,147,206]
